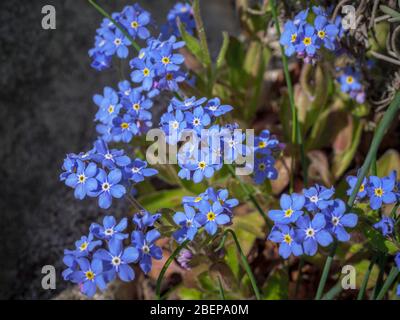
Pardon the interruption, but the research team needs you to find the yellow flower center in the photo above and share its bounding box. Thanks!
[291,33,297,43]
[207,211,216,221]
[194,197,202,202]
[85,271,95,280]
[258,163,266,171]
[79,242,88,251]
[133,103,140,111]
[166,73,173,81]
[162,57,170,65]
[283,234,292,244]
[198,161,206,169]
[303,37,312,46]
[359,184,365,193]
[121,122,129,129]
[143,68,150,76]
[346,76,354,84]
[258,141,266,149]
[284,208,293,218]
[374,187,383,197]
[131,21,139,29]
[78,174,86,183]
[317,30,326,39]
[108,105,114,114]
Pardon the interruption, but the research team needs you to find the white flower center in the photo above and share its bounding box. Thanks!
[114,38,122,46]
[310,195,319,203]
[332,217,340,226]
[78,174,86,184]
[142,244,150,254]
[305,227,315,238]
[131,167,140,173]
[105,153,113,160]
[105,228,114,236]
[102,182,110,191]
[112,256,121,266]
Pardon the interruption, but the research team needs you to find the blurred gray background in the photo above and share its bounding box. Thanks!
[0,0,239,299]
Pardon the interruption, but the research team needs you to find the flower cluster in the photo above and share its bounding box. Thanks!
[130,36,186,96]
[280,6,341,63]
[94,84,154,143]
[336,66,366,104]
[60,139,157,209]
[346,171,399,211]
[173,188,239,242]
[253,130,281,184]
[161,2,195,39]
[89,4,152,71]
[268,184,358,259]
[63,213,162,297]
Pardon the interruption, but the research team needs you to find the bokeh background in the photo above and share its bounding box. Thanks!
[0,0,240,299]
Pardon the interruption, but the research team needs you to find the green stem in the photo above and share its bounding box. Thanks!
[315,241,337,299]
[216,229,262,300]
[357,257,376,300]
[217,276,226,300]
[315,91,400,299]
[376,267,400,300]
[155,240,189,299]
[269,0,307,190]
[372,254,387,299]
[227,165,271,228]
[87,0,141,52]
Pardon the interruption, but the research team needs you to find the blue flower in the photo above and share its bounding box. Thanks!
[303,184,335,212]
[72,233,102,257]
[91,168,126,209]
[64,160,98,200]
[122,90,153,119]
[254,155,278,184]
[173,205,202,242]
[373,216,395,237]
[130,57,156,91]
[338,67,362,93]
[196,201,230,235]
[120,6,151,40]
[179,151,218,183]
[268,193,305,224]
[161,2,195,39]
[295,24,319,56]
[124,158,158,183]
[93,139,131,169]
[89,49,112,71]
[314,15,338,50]
[62,252,79,281]
[103,28,130,59]
[204,98,233,117]
[346,175,368,199]
[90,216,128,241]
[112,114,138,143]
[93,87,122,125]
[160,109,187,144]
[254,130,279,155]
[131,229,163,273]
[71,258,107,297]
[118,80,133,98]
[324,199,358,242]
[94,238,139,282]
[280,21,299,56]
[207,188,239,214]
[268,224,303,259]
[293,9,309,26]
[170,96,207,111]
[158,70,186,92]
[152,41,185,75]
[132,211,161,230]
[295,213,333,256]
[185,106,211,133]
[367,175,397,210]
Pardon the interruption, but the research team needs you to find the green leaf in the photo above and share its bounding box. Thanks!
[355,260,379,289]
[178,22,208,66]
[231,211,265,255]
[178,287,203,300]
[377,149,400,177]
[138,189,188,212]
[216,31,230,70]
[380,5,400,18]
[262,269,289,299]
